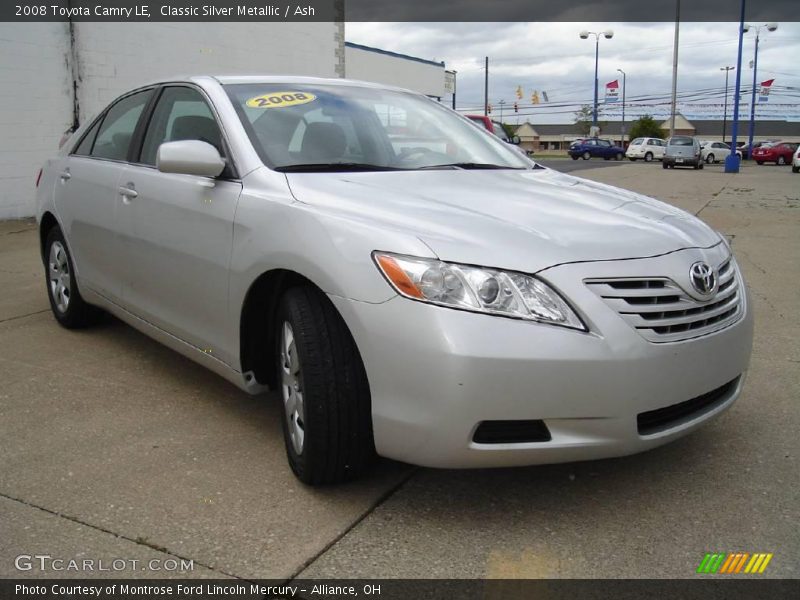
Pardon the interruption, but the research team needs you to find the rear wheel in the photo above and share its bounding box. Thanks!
[757,161,764,165]
[44,226,100,329]
[777,156,786,166]
[644,152,653,162]
[792,166,799,173]
[698,161,704,170]
[276,286,374,485]
[582,151,591,160]
[615,152,623,161]
[662,162,668,169]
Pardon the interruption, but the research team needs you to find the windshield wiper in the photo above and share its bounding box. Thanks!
[274,162,402,172]
[417,162,525,170]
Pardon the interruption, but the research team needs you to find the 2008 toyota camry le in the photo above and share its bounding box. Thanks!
[36,76,753,484]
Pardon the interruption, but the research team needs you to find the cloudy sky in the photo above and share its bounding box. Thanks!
[346,22,800,124]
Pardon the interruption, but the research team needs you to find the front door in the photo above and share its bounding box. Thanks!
[118,86,242,362]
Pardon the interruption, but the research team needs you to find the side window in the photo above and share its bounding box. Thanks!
[91,89,153,161]
[140,87,223,166]
[72,118,102,156]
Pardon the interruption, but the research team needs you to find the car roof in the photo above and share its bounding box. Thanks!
[141,75,417,95]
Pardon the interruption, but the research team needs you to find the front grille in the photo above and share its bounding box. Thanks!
[473,420,551,444]
[586,258,742,342]
[637,377,740,435]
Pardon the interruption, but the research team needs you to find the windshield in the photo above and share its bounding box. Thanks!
[225,83,532,171]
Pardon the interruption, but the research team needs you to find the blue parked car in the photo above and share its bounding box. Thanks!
[568,138,626,161]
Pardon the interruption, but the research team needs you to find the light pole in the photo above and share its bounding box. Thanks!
[744,23,778,158]
[579,29,614,130]
[499,99,506,122]
[617,68,626,147]
[725,0,746,174]
[720,66,735,143]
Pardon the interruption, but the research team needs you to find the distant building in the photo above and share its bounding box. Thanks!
[344,42,446,99]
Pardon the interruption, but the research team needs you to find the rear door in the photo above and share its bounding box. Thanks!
[54,88,154,300]
[117,85,242,359]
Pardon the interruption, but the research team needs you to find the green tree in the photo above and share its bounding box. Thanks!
[573,104,606,136]
[628,115,665,140]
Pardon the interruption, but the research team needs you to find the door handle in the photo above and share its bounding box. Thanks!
[118,186,138,199]
[59,171,71,181]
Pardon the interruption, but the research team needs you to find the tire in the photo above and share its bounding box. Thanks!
[43,226,100,329]
[698,162,704,170]
[614,152,623,161]
[792,166,799,173]
[706,154,714,164]
[757,161,764,165]
[777,156,786,166]
[644,152,653,162]
[276,286,374,485]
[662,162,668,169]
[571,155,579,160]
[628,157,636,162]
[582,151,591,160]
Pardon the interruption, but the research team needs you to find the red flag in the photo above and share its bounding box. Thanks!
[606,80,619,89]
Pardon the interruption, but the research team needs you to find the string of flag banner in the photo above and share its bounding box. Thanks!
[603,79,776,103]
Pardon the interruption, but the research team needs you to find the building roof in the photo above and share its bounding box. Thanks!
[508,119,800,139]
[344,42,445,68]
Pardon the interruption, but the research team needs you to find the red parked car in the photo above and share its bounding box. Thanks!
[751,142,799,166]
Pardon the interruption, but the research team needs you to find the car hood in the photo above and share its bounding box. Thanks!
[285,167,720,273]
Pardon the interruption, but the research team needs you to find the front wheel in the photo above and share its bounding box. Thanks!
[792,166,799,173]
[44,226,100,329]
[571,155,579,160]
[662,162,669,169]
[628,157,636,162]
[276,286,374,485]
[706,154,714,164]
[757,161,764,165]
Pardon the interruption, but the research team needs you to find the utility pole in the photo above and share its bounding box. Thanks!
[452,70,457,110]
[484,57,489,116]
[720,66,734,143]
[669,0,681,138]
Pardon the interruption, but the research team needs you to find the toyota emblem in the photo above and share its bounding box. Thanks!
[689,262,717,297]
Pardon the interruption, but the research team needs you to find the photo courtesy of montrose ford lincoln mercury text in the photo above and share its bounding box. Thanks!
[35,76,753,485]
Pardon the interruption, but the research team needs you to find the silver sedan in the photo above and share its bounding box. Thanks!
[36,76,753,484]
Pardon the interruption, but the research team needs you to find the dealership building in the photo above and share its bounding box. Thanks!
[0,24,447,219]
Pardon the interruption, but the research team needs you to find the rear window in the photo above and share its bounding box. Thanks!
[669,137,694,146]
[630,138,643,145]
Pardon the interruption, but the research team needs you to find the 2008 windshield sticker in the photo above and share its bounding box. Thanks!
[246,91,316,108]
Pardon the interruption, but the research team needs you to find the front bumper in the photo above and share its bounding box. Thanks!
[331,247,753,468]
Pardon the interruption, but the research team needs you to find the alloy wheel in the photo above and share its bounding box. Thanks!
[280,321,305,455]
[48,241,71,313]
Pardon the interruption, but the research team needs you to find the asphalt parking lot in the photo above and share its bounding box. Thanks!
[1,162,798,580]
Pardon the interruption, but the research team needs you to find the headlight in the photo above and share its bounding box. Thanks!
[373,252,585,330]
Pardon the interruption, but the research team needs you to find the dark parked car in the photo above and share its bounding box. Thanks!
[751,142,798,166]
[568,138,625,161]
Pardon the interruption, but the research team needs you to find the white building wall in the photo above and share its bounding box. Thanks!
[0,23,74,220]
[345,44,445,98]
[0,22,340,219]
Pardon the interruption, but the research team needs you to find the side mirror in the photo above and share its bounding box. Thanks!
[510,135,521,145]
[157,140,225,178]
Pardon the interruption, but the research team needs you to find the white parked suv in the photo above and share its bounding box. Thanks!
[792,146,800,173]
[701,141,741,164]
[626,137,666,162]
